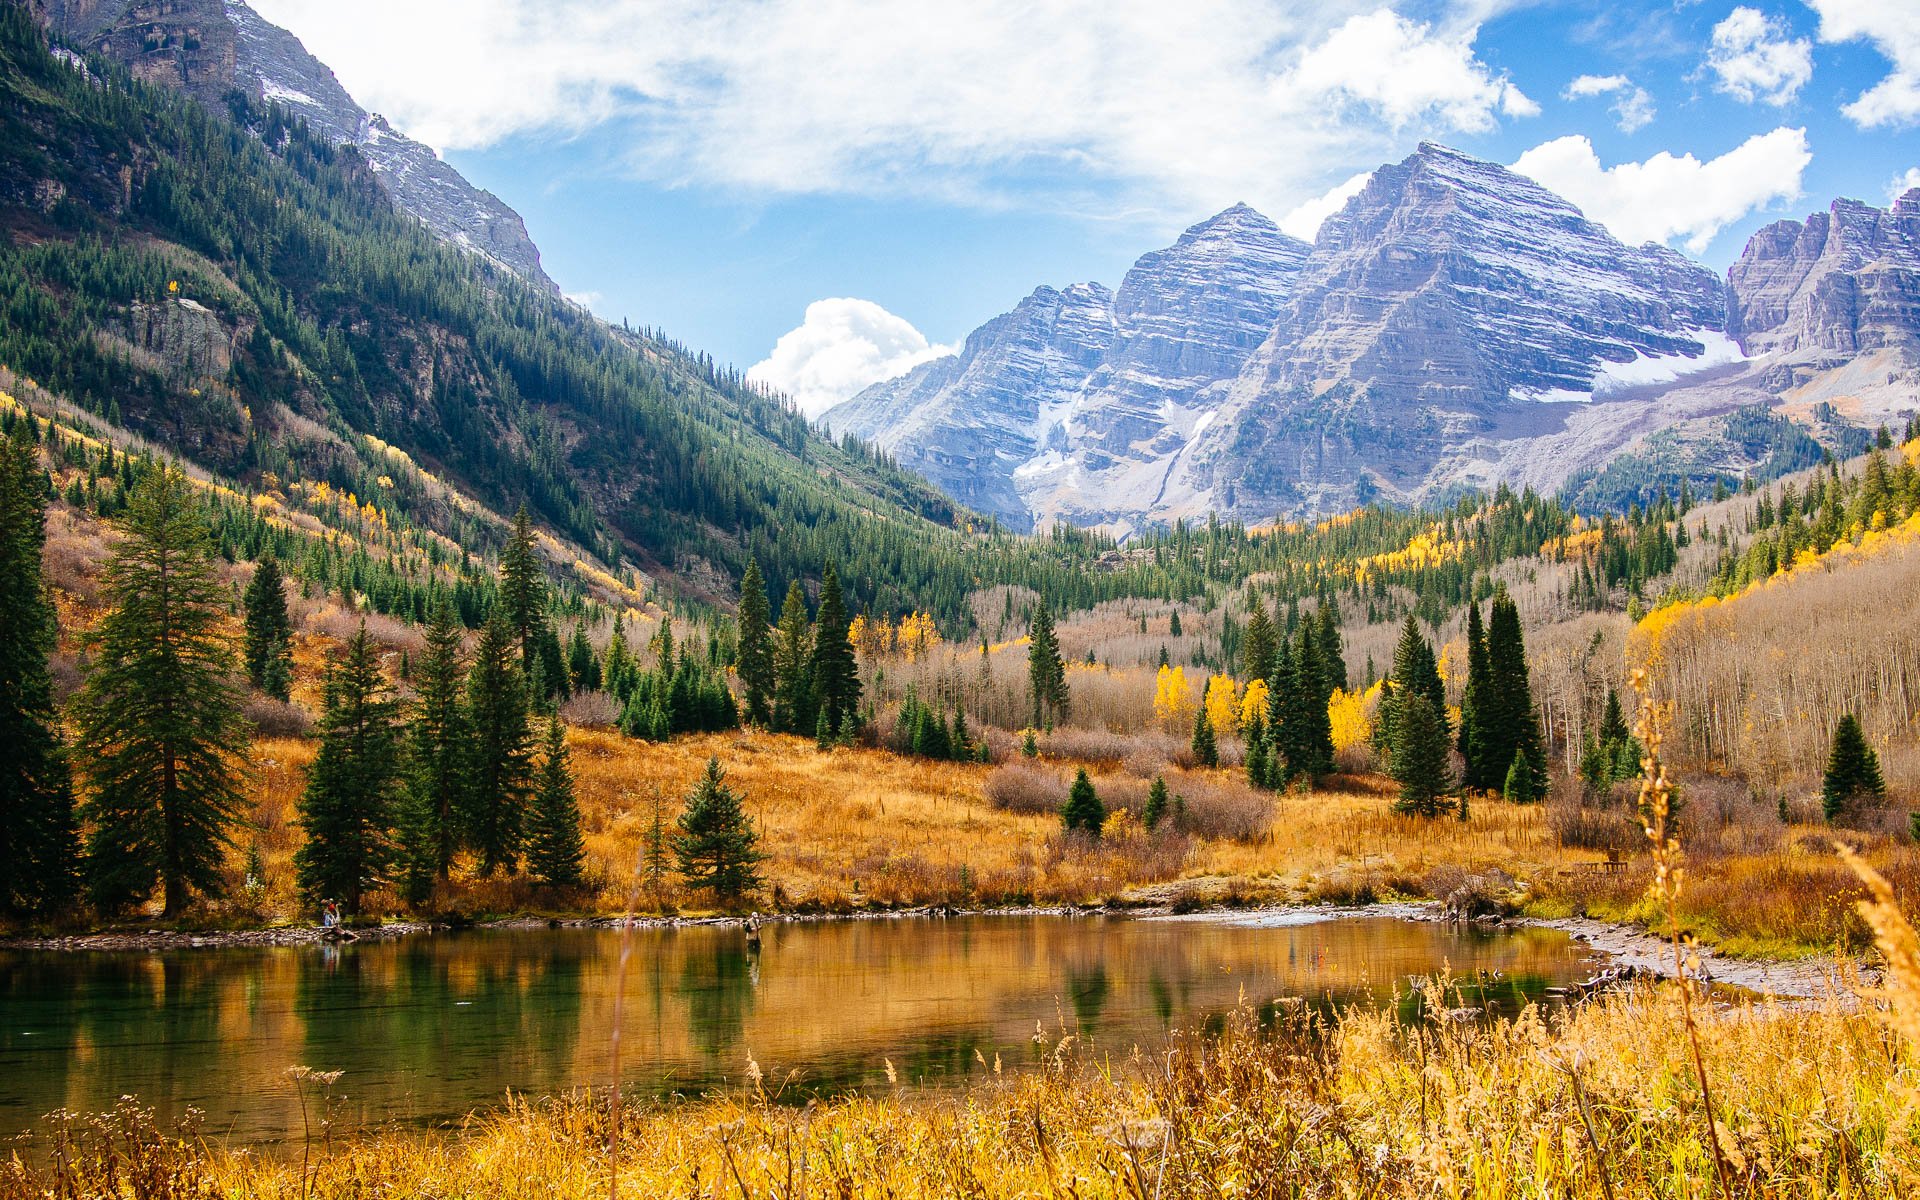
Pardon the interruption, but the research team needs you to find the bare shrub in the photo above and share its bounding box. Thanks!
[1040,727,1134,765]
[1167,774,1272,843]
[983,762,1068,815]
[243,695,312,739]
[561,690,623,729]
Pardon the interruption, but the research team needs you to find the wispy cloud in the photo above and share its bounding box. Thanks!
[1564,73,1656,132]
[252,1,1536,221]
[1706,7,1813,106]
[1511,128,1811,253]
[1806,0,1920,127]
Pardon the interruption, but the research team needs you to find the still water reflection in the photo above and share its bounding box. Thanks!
[0,914,1603,1143]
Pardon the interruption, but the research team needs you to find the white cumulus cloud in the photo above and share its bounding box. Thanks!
[1563,73,1656,132]
[1806,0,1920,126]
[1510,128,1811,253]
[250,1,1536,223]
[1893,167,1920,205]
[1707,7,1813,106]
[747,299,954,418]
[1278,171,1374,240]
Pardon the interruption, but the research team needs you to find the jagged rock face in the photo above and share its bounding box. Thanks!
[829,206,1309,532]
[837,144,1748,530]
[827,282,1116,528]
[1728,190,1920,361]
[1172,144,1734,520]
[35,0,556,293]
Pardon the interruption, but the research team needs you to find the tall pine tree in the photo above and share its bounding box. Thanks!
[0,424,79,916]
[242,554,293,701]
[1285,621,1334,778]
[1027,600,1069,729]
[75,468,249,918]
[1315,602,1347,692]
[527,717,587,887]
[1241,591,1277,684]
[1482,586,1548,804]
[295,623,403,915]
[1457,601,1491,790]
[462,610,534,875]
[735,557,774,726]
[1822,714,1886,822]
[1381,615,1447,757]
[499,505,549,676]
[404,595,468,884]
[771,579,814,734]
[1391,695,1454,817]
[809,562,860,739]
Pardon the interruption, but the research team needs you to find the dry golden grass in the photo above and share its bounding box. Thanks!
[10,981,1917,1199]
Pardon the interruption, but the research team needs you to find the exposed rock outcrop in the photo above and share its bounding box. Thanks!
[34,0,557,292]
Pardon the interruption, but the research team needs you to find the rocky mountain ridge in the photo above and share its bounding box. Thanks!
[29,0,556,291]
[831,146,1920,530]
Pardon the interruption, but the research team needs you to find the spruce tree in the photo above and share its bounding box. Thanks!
[75,468,249,918]
[0,425,79,916]
[809,562,860,739]
[463,611,534,875]
[1061,768,1105,836]
[1027,600,1069,728]
[1191,706,1218,768]
[1142,775,1169,831]
[1241,592,1277,684]
[1390,695,1453,817]
[1482,587,1547,804]
[526,717,586,887]
[499,505,549,674]
[1822,714,1887,822]
[1315,603,1347,692]
[673,757,764,903]
[242,554,293,701]
[566,626,600,693]
[405,595,468,882]
[771,580,814,734]
[736,557,775,726]
[603,616,635,702]
[1383,615,1447,754]
[1286,622,1334,778]
[295,624,403,915]
[1457,601,1491,789]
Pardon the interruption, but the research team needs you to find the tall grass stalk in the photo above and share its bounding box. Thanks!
[1630,667,1733,1197]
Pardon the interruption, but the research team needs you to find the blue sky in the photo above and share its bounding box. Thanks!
[252,0,1919,414]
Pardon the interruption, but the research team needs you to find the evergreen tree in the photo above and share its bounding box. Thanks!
[672,757,764,903]
[294,624,403,915]
[1502,747,1547,805]
[526,717,586,888]
[242,553,293,701]
[1061,768,1105,836]
[463,611,534,875]
[1822,714,1887,822]
[1390,695,1453,817]
[1027,600,1069,728]
[1142,775,1169,831]
[771,580,814,734]
[809,562,861,739]
[1482,587,1548,804]
[1315,602,1347,692]
[405,595,468,882]
[1191,706,1218,768]
[1285,622,1334,778]
[736,557,775,726]
[535,624,571,702]
[1382,615,1446,755]
[566,625,600,693]
[1241,592,1277,684]
[1457,601,1491,789]
[603,616,635,702]
[74,468,248,918]
[0,424,79,916]
[499,505,549,673]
